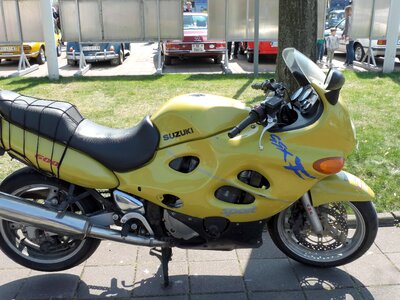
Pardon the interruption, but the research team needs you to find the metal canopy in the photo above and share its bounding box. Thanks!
[352,0,393,40]
[0,0,44,43]
[59,0,183,42]
[208,0,326,41]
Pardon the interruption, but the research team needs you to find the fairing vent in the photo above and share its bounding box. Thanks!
[215,186,255,205]
[238,170,270,189]
[169,156,200,173]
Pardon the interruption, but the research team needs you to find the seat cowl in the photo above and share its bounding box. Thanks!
[70,116,160,173]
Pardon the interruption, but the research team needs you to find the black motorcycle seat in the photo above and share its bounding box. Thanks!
[0,90,159,172]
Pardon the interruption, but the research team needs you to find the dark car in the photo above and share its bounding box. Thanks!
[162,12,226,65]
[66,42,130,66]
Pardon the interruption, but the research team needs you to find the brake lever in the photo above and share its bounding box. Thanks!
[258,116,276,151]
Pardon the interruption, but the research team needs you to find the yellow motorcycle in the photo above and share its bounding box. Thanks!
[0,48,377,286]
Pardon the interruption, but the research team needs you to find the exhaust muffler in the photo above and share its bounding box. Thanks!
[0,191,167,247]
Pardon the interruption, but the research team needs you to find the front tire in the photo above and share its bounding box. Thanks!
[354,43,365,62]
[0,168,102,272]
[36,46,46,65]
[269,201,378,268]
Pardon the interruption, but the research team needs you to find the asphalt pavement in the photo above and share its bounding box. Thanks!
[2,42,398,78]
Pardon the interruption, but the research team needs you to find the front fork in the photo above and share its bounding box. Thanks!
[301,192,324,235]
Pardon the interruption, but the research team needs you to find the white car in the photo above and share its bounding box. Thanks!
[325,19,400,61]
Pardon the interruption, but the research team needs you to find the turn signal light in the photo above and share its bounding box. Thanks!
[313,157,345,174]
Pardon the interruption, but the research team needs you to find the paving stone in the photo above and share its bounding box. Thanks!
[85,241,138,266]
[189,260,245,294]
[374,227,400,253]
[360,285,400,300]
[137,245,187,263]
[191,292,247,300]
[139,296,188,300]
[386,253,400,270]
[77,265,135,299]
[0,252,27,270]
[133,260,188,297]
[0,269,30,300]
[344,254,400,286]
[290,260,355,290]
[236,233,286,264]
[304,288,363,300]
[243,259,301,292]
[188,248,237,262]
[248,291,306,300]
[17,272,81,300]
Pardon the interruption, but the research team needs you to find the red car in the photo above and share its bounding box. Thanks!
[240,41,278,62]
[162,12,226,65]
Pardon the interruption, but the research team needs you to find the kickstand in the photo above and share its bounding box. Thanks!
[150,247,173,287]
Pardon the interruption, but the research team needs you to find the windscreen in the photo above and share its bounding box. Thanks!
[282,48,326,88]
[184,14,208,30]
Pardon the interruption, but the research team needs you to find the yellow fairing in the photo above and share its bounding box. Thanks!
[117,89,358,223]
[0,120,118,189]
[310,171,375,206]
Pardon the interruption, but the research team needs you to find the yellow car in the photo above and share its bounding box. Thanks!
[0,30,62,65]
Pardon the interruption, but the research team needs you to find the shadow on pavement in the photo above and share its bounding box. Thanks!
[0,261,375,299]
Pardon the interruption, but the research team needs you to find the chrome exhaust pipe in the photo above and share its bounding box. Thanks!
[0,191,167,247]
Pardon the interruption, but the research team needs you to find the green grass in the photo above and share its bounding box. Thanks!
[0,72,399,212]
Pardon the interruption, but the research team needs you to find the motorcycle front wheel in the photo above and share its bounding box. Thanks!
[0,167,103,271]
[269,201,378,267]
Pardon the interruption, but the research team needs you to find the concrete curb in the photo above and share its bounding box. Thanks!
[378,211,400,227]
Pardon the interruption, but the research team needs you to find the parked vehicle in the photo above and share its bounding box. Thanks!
[162,12,226,65]
[0,48,377,287]
[239,41,278,63]
[325,18,400,61]
[0,29,62,65]
[325,9,344,29]
[66,42,131,66]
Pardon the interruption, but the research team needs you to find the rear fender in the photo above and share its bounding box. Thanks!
[310,171,375,207]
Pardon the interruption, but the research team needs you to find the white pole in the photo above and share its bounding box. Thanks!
[383,0,400,73]
[253,0,259,76]
[40,0,59,80]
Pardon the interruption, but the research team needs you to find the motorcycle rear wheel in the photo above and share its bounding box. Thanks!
[0,168,102,271]
[269,201,378,267]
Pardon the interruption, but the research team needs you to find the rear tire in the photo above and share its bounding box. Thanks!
[246,52,254,63]
[0,168,102,272]
[268,201,378,268]
[164,55,172,65]
[110,49,124,66]
[214,55,222,64]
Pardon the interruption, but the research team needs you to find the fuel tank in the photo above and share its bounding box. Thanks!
[151,94,249,148]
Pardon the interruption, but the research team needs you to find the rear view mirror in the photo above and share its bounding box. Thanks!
[324,69,345,91]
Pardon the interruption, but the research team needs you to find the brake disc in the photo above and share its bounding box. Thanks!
[290,202,349,251]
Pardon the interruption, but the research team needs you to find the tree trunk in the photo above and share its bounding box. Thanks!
[275,0,318,92]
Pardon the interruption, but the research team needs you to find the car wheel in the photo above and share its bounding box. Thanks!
[110,49,124,66]
[246,52,254,63]
[239,44,245,55]
[214,55,222,64]
[56,41,62,57]
[354,43,365,62]
[164,56,172,65]
[36,46,46,65]
[67,59,77,66]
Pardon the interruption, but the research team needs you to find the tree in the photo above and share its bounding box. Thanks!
[275,0,318,92]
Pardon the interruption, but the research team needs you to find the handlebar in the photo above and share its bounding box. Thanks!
[227,111,259,138]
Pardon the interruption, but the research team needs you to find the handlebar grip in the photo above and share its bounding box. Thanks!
[228,112,259,138]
